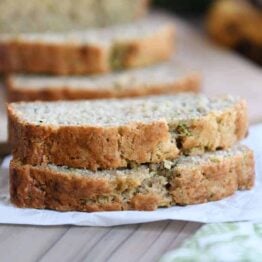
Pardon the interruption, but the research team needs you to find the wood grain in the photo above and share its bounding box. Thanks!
[0,222,202,262]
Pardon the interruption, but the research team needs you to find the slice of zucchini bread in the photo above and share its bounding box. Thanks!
[10,145,255,212]
[0,0,150,33]
[0,15,174,75]
[8,94,248,170]
[6,62,201,102]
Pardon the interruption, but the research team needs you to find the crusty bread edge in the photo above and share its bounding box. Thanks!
[170,147,254,205]
[6,72,201,102]
[114,24,175,70]
[7,98,248,170]
[8,108,179,170]
[9,146,255,212]
[0,23,175,75]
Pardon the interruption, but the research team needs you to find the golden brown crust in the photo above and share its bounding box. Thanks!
[170,150,255,204]
[236,148,255,190]
[7,99,248,170]
[6,73,201,102]
[118,25,175,69]
[0,24,175,75]
[10,161,163,212]
[234,99,249,140]
[8,114,179,170]
[130,194,161,211]
[178,100,248,153]
[206,0,262,64]
[9,147,255,212]
[0,42,110,75]
[207,0,262,47]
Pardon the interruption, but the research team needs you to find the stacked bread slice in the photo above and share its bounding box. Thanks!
[0,15,175,75]
[1,12,201,102]
[8,94,255,212]
[6,62,201,102]
[2,2,255,213]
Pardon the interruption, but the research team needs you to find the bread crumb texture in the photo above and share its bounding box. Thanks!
[7,62,201,102]
[8,94,248,170]
[10,145,255,212]
[0,14,175,75]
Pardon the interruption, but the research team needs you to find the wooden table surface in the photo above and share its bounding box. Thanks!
[0,15,261,262]
[0,218,201,262]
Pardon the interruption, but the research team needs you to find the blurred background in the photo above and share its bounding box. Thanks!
[154,0,212,14]
[154,0,261,65]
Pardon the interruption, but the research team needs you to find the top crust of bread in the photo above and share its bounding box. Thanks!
[8,94,248,170]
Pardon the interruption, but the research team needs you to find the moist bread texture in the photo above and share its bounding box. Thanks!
[10,145,255,212]
[0,0,150,33]
[0,15,175,75]
[8,94,248,170]
[6,62,201,102]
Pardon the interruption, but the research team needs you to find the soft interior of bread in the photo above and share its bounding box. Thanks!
[0,0,148,33]
[10,94,239,126]
[0,14,171,44]
[42,145,249,206]
[10,62,196,90]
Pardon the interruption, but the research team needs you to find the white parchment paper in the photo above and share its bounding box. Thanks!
[0,124,262,227]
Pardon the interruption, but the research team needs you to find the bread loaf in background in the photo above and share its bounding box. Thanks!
[6,62,201,102]
[0,0,150,33]
[0,15,175,75]
[207,0,262,65]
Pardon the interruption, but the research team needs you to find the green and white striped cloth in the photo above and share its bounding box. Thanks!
[161,223,262,262]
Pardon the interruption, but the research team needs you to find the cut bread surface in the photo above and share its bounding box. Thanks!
[8,94,248,170]
[7,62,201,102]
[0,15,175,75]
[8,94,245,126]
[0,0,149,33]
[0,16,172,44]
[10,145,255,212]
